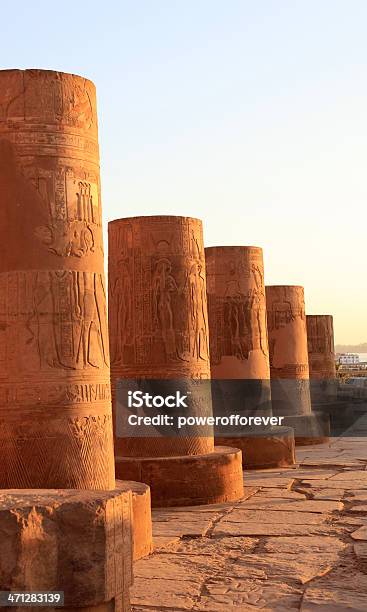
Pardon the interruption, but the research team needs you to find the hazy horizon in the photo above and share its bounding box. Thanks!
[1,0,366,344]
[336,342,367,349]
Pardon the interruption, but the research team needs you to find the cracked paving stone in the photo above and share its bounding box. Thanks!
[335,516,367,530]
[300,568,367,611]
[133,552,225,580]
[346,490,367,501]
[152,535,180,551]
[302,478,367,489]
[351,526,367,540]
[311,488,345,500]
[348,504,367,512]
[285,469,338,480]
[242,474,294,488]
[191,578,303,611]
[215,508,328,525]
[131,576,200,609]
[152,510,225,537]
[301,586,367,611]
[150,491,262,539]
[264,536,347,554]
[229,552,341,585]
[254,489,306,499]
[214,523,336,536]
[131,437,367,611]
[297,448,363,460]
[213,508,335,537]
[329,470,367,482]
[297,452,337,460]
[300,458,364,468]
[159,535,257,556]
[160,489,258,512]
[354,542,367,560]
[240,498,343,513]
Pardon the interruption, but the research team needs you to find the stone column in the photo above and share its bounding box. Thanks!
[0,68,114,490]
[266,285,329,444]
[109,216,244,506]
[205,246,295,468]
[307,314,338,407]
[0,69,149,609]
[307,314,336,379]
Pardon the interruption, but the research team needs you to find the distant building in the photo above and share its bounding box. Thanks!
[336,353,360,365]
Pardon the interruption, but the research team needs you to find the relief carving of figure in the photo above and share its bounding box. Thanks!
[33,174,100,258]
[224,261,246,360]
[270,300,296,331]
[109,259,133,365]
[221,260,267,361]
[75,272,106,369]
[187,262,209,361]
[31,270,67,370]
[29,271,108,370]
[225,295,245,360]
[63,79,94,130]
[35,219,95,258]
[251,263,264,293]
[246,289,267,356]
[152,257,178,360]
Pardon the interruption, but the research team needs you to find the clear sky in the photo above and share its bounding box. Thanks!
[1,1,366,344]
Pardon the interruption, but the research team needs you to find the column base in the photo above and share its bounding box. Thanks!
[0,486,133,610]
[282,411,330,445]
[115,446,244,508]
[216,426,296,469]
[311,400,355,435]
[117,480,153,560]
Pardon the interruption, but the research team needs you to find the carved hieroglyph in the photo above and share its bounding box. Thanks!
[0,69,115,489]
[307,315,336,379]
[266,286,310,379]
[109,216,213,457]
[205,246,270,379]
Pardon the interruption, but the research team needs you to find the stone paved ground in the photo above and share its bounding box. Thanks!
[131,437,367,611]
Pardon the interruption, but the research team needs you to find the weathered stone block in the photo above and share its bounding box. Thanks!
[117,481,153,560]
[0,486,133,608]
